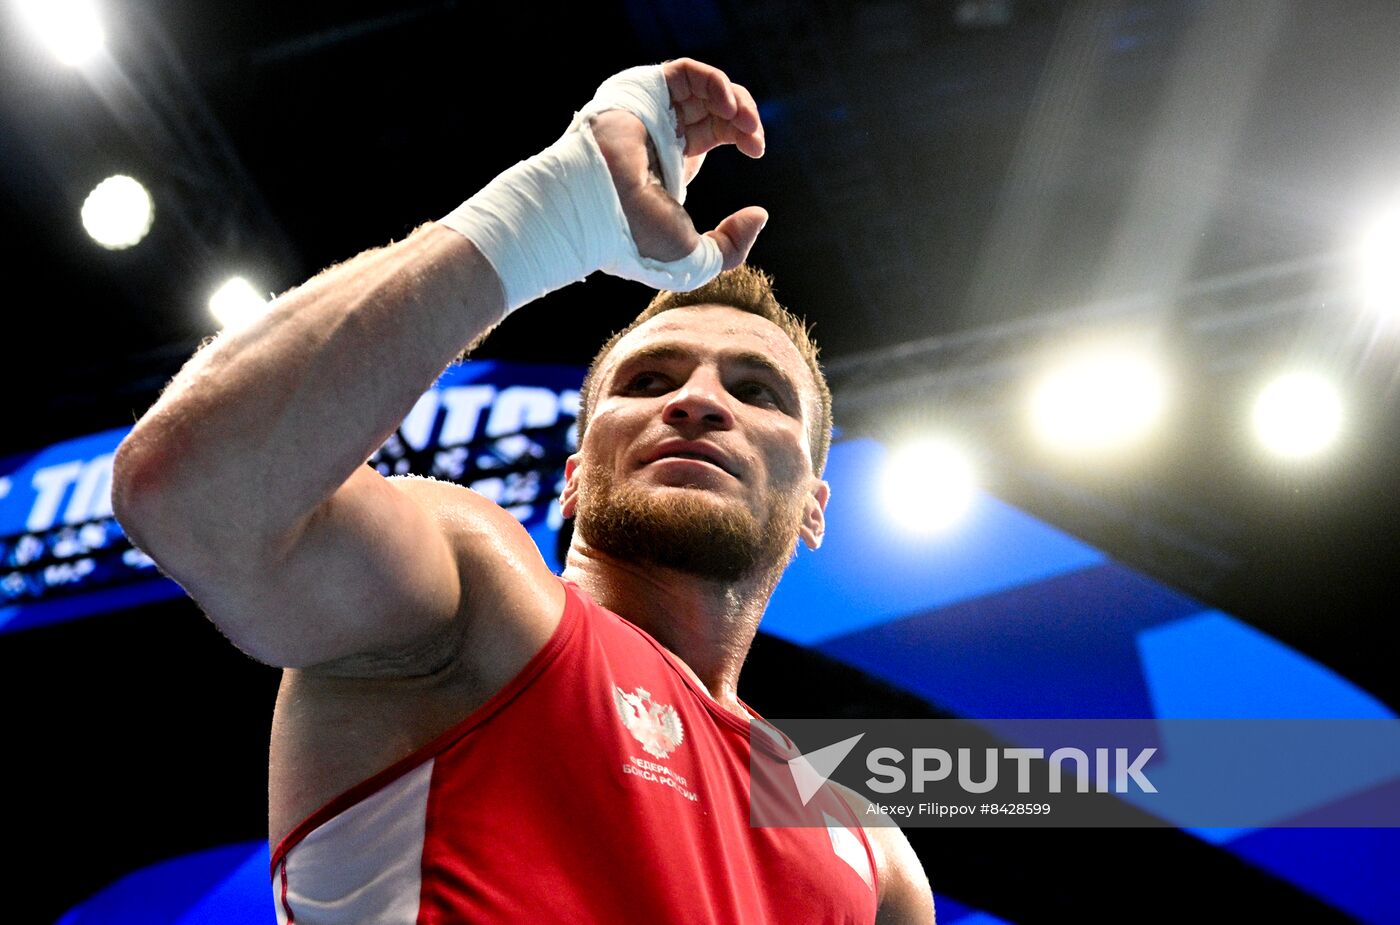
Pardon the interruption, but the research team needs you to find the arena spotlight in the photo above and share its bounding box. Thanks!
[209,277,269,331]
[15,0,104,67]
[1360,203,1400,319]
[1029,346,1167,455]
[1252,371,1343,460]
[81,175,153,249]
[879,437,978,534]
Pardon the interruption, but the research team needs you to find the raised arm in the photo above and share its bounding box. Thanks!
[110,59,766,673]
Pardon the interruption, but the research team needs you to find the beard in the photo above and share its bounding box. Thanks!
[573,458,805,583]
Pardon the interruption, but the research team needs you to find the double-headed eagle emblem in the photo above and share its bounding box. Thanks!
[614,685,685,759]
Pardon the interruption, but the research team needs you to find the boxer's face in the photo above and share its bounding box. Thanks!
[562,305,828,582]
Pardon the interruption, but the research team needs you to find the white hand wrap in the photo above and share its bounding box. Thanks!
[438,65,723,314]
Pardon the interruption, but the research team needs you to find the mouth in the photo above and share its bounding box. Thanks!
[650,454,731,474]
[643,443,739,478]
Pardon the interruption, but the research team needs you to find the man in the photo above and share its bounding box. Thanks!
[112,58,935,923]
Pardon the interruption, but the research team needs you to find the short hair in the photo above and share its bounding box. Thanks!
[577,265,833,476]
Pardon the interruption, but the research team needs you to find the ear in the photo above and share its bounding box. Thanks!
[797,479,830,551]
[560,454,582,519]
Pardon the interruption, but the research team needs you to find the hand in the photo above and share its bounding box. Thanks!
[590,58,768,272]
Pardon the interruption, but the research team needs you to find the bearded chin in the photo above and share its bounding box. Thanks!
[574,466,802,583]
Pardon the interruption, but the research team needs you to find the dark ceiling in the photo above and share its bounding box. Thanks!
[4,0,1399,921]
[6,0,1400,709]
[5,0,1398,711]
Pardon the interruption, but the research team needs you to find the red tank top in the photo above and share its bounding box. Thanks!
[270,577,879,924]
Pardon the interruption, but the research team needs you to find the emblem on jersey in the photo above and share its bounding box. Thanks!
[614,686,685,759]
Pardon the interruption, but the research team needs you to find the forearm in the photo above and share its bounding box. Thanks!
[112,58,764,563]
[113,223,502,558]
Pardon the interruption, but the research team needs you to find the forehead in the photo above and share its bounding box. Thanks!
[601,304,815,400]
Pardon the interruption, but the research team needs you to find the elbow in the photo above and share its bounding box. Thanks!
[111,434,153,545]
[110,426,304,577]
[110,423,206,560]
[110,430,172,547]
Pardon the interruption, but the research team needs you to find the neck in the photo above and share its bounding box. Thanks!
[560,536,785,720]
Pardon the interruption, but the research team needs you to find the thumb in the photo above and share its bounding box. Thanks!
[704,206,768,271]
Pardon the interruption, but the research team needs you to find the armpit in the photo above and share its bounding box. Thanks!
[296,613,468,681]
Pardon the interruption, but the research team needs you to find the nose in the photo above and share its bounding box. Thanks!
[662,368,734,430]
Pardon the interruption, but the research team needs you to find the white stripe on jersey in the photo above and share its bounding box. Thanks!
[276,759,434,924]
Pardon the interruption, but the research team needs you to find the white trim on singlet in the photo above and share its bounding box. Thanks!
[275,759,434,924]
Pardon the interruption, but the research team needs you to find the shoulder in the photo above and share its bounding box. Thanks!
[387,472,538,543]
[386,474,557,589]
[299,474,564,683]
[831,782,937,925]
[391,473,565,668]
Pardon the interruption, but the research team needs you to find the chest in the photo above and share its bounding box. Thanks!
[409,666,875,921]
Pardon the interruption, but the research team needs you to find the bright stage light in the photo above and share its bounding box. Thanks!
[80,175,153,249]
[1029,347,1167,454]
[880,437,978,534]
[1360,204,1400,318]
[15,0,104,67]
[209,277,268,330]
[1252,372,1343,460]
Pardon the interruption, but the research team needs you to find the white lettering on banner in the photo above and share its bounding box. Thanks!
[27,456,115,533]
[401,386,497,450]
[396,385,579,452]
[480,435,535,468]
[28,461,83,533]
[437,386,498,446]
[469,478,502,503]
[486,386,559,438]
[44,558,95,585]
[433,447,470,480]
[399,391,444,451]
[14,535,44,566]
[66,453,114,526]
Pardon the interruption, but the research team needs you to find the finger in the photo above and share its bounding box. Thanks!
[676,95,710,129]
[679,84,761,156]
[673,85,763,158]
[663,58,738,119]
[730,83,765,157]
[704,206,769,271]
[729,83,762,136]
[682,114,754,158]
[681,116,721,158]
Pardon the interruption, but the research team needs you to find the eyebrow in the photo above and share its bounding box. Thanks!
[613,343,803,406]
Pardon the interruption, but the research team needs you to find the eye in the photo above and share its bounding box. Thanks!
[734,380,780,406]
[623,372,669,392]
